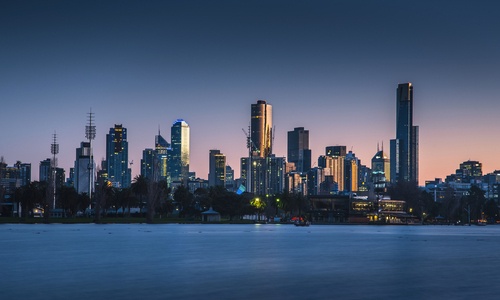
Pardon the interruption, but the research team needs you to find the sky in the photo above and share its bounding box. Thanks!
[1,0,500,184]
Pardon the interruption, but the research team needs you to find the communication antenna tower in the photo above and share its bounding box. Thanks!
[85,109,96,210]
[51,132,59,209]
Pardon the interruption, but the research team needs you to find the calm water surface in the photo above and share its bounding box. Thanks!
[1,224,499,300]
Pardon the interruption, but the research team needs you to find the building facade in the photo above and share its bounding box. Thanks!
[241,155,285,195]
[287,127,311,173]
[372,145,390,195]
[208,149,226,187]
[251,100,273,158]
[106,124,131,188]
[318,155,345,193]
[390,83,419,184]
[344,151,358,193]
[155,132,171,182]
[170,119,190,183]
[74,142,95,195]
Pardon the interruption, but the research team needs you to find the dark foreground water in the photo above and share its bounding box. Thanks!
[1,224,500,300]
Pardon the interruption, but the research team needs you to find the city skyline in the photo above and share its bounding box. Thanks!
[1,1,500,184]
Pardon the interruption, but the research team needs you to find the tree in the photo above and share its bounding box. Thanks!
[483,199,499,222]
[277,191,294,216]
[77,193,90,215]
[131,175,148,211]
[464,185,486,222]
[174,185,194,217]
[115,187,133,217]
[146,180,170,223]
[58,186,79,217]
[439,186,461,222]
[194,187,210,211]
[94,179,113,223]
[15,181,47,220]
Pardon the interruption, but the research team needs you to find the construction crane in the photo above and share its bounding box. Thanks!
[242,127,259,156]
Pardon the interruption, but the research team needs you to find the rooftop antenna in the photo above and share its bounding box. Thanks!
[50,131,59,209]
[85,109,96,210]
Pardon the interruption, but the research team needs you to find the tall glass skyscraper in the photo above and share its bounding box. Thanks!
[155,131,170,182]
[170,119,190,182]
[251,100,273,158]
[106,124,131,188]
[208,149,226,187]
[287,127,311,173]
[390,83,419,184]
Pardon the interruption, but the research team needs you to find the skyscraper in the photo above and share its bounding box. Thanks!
[251,100,273,158]
[241,155,285,195]
[39,158,52,183]
[372,144,390,182]
[287,127,311,173]
[170,119,190,182]
[141,148,155,180]
[318,155,344,193]
[106,124,131,188]
[225,165,235,191]
[344,151,358,192]
[372,144,390,196]
[390,83,419,184]
[74,142,94,195]
[208,149,226,187]
[155,131,170,182]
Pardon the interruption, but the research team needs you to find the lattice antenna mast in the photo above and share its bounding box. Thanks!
[51,132,59,209]
[85,109,96,210]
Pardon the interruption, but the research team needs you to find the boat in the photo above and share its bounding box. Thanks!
[294,220,311,227]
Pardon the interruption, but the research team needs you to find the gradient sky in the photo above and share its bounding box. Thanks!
[1,0,499,184]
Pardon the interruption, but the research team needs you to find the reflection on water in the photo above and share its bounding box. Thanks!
[1,224,499,299]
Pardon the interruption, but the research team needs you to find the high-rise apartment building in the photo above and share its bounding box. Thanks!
[141,148,155,180]
[241,155,285,195]
[208,149,226,187]
[225,165,235,191]
[74,142,95,195]
[390,83,419,184]
[251,100,273,158]
[344,151,358,193]
[318,155,345,192]
[170,119,190,182]
[455,160,482,183]
[0,160,30,193]
[39,158,52,183]
[287,127,311,173]
[106,124,131,188]
[306,167,325,196]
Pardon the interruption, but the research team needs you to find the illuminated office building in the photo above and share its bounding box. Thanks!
[106,124,131,188]
[209,150,226,187]
[251,100,273,158]
[170,119,190,182]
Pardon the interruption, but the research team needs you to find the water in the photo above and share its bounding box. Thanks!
[1,224,499,300]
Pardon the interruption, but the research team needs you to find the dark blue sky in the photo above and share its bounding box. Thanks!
[1,0,500,182]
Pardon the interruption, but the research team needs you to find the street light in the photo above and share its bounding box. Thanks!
[275,198,280,216]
